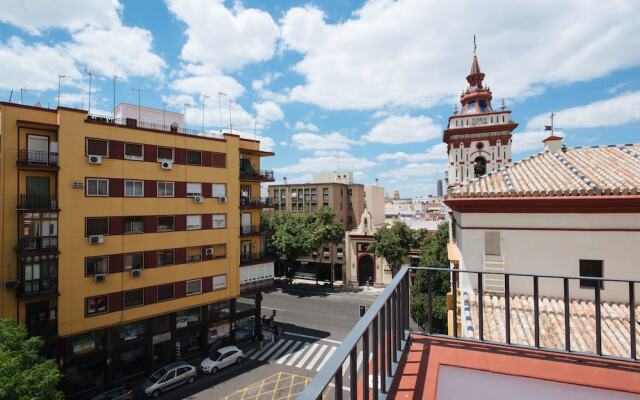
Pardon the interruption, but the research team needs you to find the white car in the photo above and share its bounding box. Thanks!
[200,345,244,374]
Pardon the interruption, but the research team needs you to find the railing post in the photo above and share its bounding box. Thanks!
[372,315,379,400]
[595,281,602,356]
[404,274,410,335]
[380,306,387,393]
[350,348,357,400]
[478,272,484,341]
[564,278,571,352]
[363,327,369,400]
[335,369,343,400]
[504,274,510,344]
[386,298,392,377]
[533,276,540,348]
[630,282,636,360]
[391,293,397,362]
[427,269,433,334]
[452,270,458,338]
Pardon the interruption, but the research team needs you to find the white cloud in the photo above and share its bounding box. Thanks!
[363,115,441,144]
[253,101,284,124]
[252,73,287,102]
[292,132,357,151]
[294,121,319,131]
[377,143,447,163]
[378,162,447,180]
[167,0,279,71]
[275,151,375,174]
[281,1,640,110]
[170,64,245,99]
[527,90,640,130]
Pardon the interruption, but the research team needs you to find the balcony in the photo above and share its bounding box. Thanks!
[17,236,58,252]
[239,168,275,182]
[17,194,58,210]
[298,267,640,399]
[240,197,274,208]
[16,150,59,169]
[240,251,271,265]
[240,225,269,236]
[19,277,57,299]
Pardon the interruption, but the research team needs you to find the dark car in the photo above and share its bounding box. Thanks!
[90,386,135,400]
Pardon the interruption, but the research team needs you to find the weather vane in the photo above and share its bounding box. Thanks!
[473,34,477,54]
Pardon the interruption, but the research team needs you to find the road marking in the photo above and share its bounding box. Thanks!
[250,342,273,360]
[277,341,303,365]
[317,346,337,371]
[261,306,291,313]
[258,339,285,361]
[286,342,310,366]
[296,343,319,368]
[305,344,328,370]
[284,331,342,344]
[268,340,294,362]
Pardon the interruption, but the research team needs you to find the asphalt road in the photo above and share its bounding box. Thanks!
[155,284,380,400]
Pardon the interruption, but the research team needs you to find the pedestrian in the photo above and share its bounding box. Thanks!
[271,329,276,344]
[258,334,264,350]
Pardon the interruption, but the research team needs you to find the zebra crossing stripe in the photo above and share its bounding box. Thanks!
[305,344,328,370]
[250,342,273,360]
[277,341,303,365]
[258,340,285,361]
[296,343,319,368]
[268,340,293,362]
[286,342,310,366]
[317,346,337,371]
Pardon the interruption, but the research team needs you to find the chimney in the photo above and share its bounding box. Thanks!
[543,135,563,153]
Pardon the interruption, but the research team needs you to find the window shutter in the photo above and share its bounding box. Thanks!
[484,231,501,256]
[144,286,157,305]
[144,180,156,197]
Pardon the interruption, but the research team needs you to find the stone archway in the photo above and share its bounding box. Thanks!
[358,254,375,286]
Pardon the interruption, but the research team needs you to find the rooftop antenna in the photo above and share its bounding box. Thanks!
[8,89,13,103]
[85,67,94,113]
[228,98,233,133]
[217,91,226,132]
[544,112,562,136]
[473,34,477,55]
[453,103,458,115]
[500,98,506,111]
[131,87,147,122]
[20,88,28,105]
[112,75,120,117]
[57,74,67,108]
[163,102,167,126]
[201,93,210,134]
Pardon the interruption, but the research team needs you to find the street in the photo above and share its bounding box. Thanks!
[158,284,380,400]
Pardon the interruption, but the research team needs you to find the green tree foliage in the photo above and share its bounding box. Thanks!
[410,223,451,333]
[0,319,64,400]
[265,211,317,267]
[368,222,414,276]
[310,207,345,254]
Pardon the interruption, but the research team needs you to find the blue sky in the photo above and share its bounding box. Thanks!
[2,0,640,197]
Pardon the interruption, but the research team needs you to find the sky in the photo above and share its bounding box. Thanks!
[2,0,640,197]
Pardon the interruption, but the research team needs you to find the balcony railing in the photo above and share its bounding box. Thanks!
[17,236,58,252]
[240,225,268,236]
[17,194,58,210]
[240,197,274,208]
[299,266,640,399]
[19,278,57,298]
[16,150,59,167]
[239,168,275,181]
[240,251,271,265]
[86,114,224,138]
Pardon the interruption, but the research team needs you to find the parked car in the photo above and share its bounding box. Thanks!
[141,362,197,398]
[90,386,135,400]
[200,345,244,374]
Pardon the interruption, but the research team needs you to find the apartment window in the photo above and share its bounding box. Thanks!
[348,203,352,210]
[187,247,202,263]
[212,275,227,291]
[484,231,501,256]
[323,203,329,208]
[124,289,144,309]
[311,203,317,211]
[86,138,108,156]
[157,216,174,232]
[124,143,143,160]
[86,295,108,316]
[86,218,108,236]
[212,183,226,198]
[347,216,353,224]
[85,256,109,276]
[157,250,174,266]
[186,215,202,230]
[212,214,226,229]
[124,253,143,270]
[157,181,174,197]
[186,150,202,165]
[123,217,144,234]
[212,244,226,259]
[186,279,202,296]
[580,260,604,289]
[124,180,143,197]
[157,283,174,302]
[186,183,202,197]
[157,146,174,161]
[86,178,108,196]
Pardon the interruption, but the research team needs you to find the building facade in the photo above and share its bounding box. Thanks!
[0,102,274,397]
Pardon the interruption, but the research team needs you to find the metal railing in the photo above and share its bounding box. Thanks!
[240,225,268,236]
[17,150,59,167]
[17,236,58,252]
[17,194,58,210]
[19,278,57,298]
[239,168,275,181]
[86,114,224,139]
[240,251,271,265]
[240,197,274,208]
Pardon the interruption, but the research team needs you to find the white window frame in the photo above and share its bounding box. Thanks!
[157,181,174,197]
[212,275,227,291]
[124,253,144,271]
[186,279,202,296]
[124,143,144,161]
[86,178,109,196]
[212,214,226,229]
[212,183,226,198]
[186,215,202,230]
[124,180,144,197]
[186,183,202,197]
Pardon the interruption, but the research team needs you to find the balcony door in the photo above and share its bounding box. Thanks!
[241,185,251,203]
[241,212,251,235]
[241,241,252,263]
[26,176,50,209]
[27,135,49,164]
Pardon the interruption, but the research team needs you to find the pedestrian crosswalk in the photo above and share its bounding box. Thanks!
[245,338,371,375]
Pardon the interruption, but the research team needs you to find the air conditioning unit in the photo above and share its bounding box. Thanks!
[88,155,103,165]
[72,180,84,189]
[130,269,141,278]
[161,160,173,170]
[219,196,228,203]
[4,280,20,290]
[193,195,204,203]
[88,235,104,245]
[204,247,214,256]
[94,273,107,283]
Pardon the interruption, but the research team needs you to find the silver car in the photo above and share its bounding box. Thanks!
[141,362,197,398]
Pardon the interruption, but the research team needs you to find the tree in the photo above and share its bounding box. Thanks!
[0,319,64,400]
[410,223,451,333]
[310,207,345,283]
[369,222,414,277]
[266,211,317,277]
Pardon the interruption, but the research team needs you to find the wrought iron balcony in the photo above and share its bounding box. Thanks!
[19,277,57,299]
[240,251,271,265]
[240,225,269,236]
[239,168,275,181]
[240,197,274,208]
[16,150,59,168]
[17,194,58,210]
[17,236,58,252]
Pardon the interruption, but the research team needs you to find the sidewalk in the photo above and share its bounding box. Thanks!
[273,278,385,294]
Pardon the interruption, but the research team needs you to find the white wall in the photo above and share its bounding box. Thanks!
[454,211,640,302]
[364,185,385,226]
[115,103,184,129]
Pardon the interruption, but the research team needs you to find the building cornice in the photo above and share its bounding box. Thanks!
[445,195,640,213]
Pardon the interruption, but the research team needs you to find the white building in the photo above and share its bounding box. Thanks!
[446,137,640,302]
[115,103,184,130]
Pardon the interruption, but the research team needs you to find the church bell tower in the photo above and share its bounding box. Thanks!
[443,42,518,187]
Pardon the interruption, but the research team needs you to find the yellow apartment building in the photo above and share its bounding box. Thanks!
[0,102,274,397]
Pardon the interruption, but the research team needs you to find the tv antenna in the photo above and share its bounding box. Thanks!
[85,67,94,113]
[217,91,226,132]
[131,87,148,122]
[201,93,211,134]
[57,74,67,108]
[544,112,562,135]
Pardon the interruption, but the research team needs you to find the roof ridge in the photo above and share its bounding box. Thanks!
[550,152,600,194]
[616,145,640,160]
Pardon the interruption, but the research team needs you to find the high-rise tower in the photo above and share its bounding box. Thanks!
[443,47,518,187]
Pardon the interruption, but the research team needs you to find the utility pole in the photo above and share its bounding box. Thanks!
[217,91,226,132]
[57,74,67,108]
[201,94,210,134]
